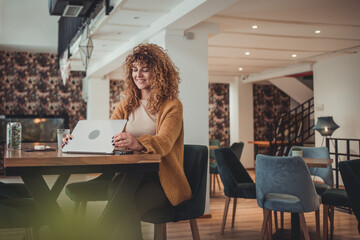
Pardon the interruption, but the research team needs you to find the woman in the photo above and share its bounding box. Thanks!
[109,43,191,239]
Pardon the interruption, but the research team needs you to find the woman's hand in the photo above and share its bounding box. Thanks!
[113,132,144,151]
[61,134,73,148]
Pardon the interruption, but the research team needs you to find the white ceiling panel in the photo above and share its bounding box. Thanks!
[209,57,291,68]
[219,0,360,26]
[208,46,324,60]
[208,16,360,40]
[107,9,164,26]
[123,0,184,12]
[209,33,360,52]
[92,24,146,41]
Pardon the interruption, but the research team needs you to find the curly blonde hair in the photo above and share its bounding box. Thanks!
[122,43,181,115]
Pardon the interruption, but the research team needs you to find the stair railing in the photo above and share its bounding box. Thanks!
[269,97,315,156]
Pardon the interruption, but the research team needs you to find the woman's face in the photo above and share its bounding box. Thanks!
[131,62,152,92]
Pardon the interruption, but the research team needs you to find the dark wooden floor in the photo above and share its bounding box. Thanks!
[0,172,359,240]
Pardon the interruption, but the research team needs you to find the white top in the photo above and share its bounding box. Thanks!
[125,99,157,138]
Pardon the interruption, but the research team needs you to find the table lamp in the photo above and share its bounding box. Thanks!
[312,116,339,145]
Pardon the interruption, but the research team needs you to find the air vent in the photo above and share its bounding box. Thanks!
[62,3,84,17]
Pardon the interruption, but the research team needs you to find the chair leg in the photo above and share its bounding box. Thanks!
[220,197,231,235]
[315,209,321,240]
[25,228,32,240]
[267,210,272,239]
[154,223,167,240]
[190,219,200,240]
[73,201,80,216]
[212,174,216,195]
[79,201,87,219]
[323,204,329,240]
[280,212,284,229]
[329,205,334,240]
[274,211,278,231]
[215,174,221,191]
[231,198,237,228]
[299,212,310,240]
[260,209,271,240]
[31,226,40,240]
[209,173,213,196]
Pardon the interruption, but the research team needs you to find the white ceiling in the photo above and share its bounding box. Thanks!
[1,0,360,81]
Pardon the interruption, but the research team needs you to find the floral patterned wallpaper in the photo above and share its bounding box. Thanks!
[0,51,87,129]
[253,84,290,154]
[0,50,86,172]
[209,83,230,147]
[109,79,125,118]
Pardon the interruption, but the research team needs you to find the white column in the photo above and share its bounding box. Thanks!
[149,24,216,215]
[83,77,110,120]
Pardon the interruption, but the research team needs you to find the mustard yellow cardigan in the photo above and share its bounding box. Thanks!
[111,98,192,206]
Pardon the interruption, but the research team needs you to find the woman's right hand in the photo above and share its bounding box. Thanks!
[61,134,73,148]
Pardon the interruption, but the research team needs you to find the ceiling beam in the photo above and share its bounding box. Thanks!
[242,63,312,83]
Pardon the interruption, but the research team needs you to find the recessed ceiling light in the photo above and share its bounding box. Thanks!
[315,30,321,34]
[292,54,297,58]
[245,51,250,55]
[238,67,243,71]
[252,25,258,29]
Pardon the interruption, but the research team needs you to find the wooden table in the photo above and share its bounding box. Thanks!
[209,145,219,151]
[304,157,333,168]
[4,142,161,240]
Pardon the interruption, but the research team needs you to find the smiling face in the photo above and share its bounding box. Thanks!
[131,61,152,99]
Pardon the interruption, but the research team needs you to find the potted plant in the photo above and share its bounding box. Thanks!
[292,147,303,157]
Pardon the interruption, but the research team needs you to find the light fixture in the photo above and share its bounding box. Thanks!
[312,116,339,145]
[292,54,297,58]
[245,51,250,55]
[238,67,243,71]
[79,25,94,71]
[252,25,258,29]
[315,30,321,34]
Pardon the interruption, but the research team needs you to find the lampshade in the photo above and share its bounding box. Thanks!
[312,116,339,136]
[79,25,93,70]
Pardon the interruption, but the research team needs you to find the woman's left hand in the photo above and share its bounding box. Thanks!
[113,132,144,151]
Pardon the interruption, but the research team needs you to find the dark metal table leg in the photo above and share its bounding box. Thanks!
[21,174,70,239]
[95,172,143,240]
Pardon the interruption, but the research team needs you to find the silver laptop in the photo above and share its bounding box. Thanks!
[62,119,127,154]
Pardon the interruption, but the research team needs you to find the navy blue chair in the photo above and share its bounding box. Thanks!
[141,145,208,240]
[339,159,360,235]
[65,172,115,219]
[209,139,221,195]
[214,147,256,235]
[289,146,333,195]
[230,141,244,162]
[256,154,320,240]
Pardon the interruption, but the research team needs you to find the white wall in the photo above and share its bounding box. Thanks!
[210,76,254,168]
[313,53,360,145]
[85,77,110,120]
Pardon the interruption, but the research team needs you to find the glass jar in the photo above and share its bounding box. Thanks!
[6,122,22,150]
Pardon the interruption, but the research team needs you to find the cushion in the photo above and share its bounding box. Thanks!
[321,188,351,207]
[314,182,331,196]
[264,193,319,213]
[65,180,110,202]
